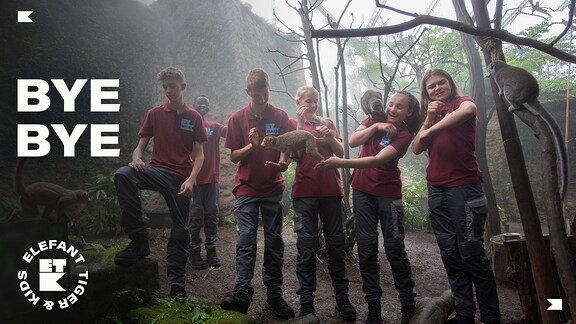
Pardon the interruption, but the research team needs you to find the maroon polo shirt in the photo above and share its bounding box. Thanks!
[425,96,482,187]
[139,101,207,181]
[195,120,226,185]
[291,119,343,198]
[349,116,412,199]
[225,103,294,197]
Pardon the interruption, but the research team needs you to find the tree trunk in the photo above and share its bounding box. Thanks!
[452,0,504,279]
[298,0,322,112]
[514,109,576,322]
[471,1,563,322]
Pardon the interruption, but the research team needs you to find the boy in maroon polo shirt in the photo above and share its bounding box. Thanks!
[114,67,207,299]
[187,95,227,270]
[220,69,295,319]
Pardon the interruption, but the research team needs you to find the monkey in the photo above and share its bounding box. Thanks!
[486,60,568,201]
[311,115,333,128]
[360,89,386,118]
[14,158,90,222]
[261,130,329,165]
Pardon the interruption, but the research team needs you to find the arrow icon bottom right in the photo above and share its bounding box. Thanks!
[547,298,563,311]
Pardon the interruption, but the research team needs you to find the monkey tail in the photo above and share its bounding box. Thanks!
[14,158,27,197]
[527,101,568,201]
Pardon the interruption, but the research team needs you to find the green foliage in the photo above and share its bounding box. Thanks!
[402,181,429,231]
[129,295,238,324]
[81,173,149,236]
[83,242,124,264]
[282,163,296,218]
[505,22,573,97]
[221,214,235,225]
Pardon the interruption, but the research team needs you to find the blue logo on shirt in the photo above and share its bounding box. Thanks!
[206,127,213,137]
[181,119,194,131]
[265,123,279,136]
[379,136,391,148]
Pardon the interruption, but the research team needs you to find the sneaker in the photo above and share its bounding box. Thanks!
[401,305,415,324]
[169,285,187,299]
[188,252,208,270]
[266,296,295,319]
[206,248,221,268]
[335,296,357,321]
[299,302,315,317]
[446,314,475,324]
[365,300,382,324]
[114,239,150,266]
[221,294,250,314]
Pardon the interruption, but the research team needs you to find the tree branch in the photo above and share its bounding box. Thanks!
[550,0,575,47]
[375,0,417,17]
[310,15,576,63]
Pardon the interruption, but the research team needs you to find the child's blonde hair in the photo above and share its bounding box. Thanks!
[295,85,319,102]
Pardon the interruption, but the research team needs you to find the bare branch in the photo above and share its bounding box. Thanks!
[315,37,330,117]
[550,0,575,46]
[311,15,576,63]
[336,0,353,28]
[494,0,503,30]
[275,32,306,43]
[271,60,295,101]
[375,0,417,17]
[267,49,306,60]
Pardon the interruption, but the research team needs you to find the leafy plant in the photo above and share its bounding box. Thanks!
[83,242,124,264]
[82,173,149,236]
[221,214,235,225]
[402,181,429,231]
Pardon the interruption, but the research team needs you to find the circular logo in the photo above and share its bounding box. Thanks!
[17,240,89,311]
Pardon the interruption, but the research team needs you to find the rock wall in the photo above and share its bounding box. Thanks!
[0,0,304,213]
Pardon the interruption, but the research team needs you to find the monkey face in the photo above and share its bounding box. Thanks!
[486,60,505,79]
[360,90,385,117]
[261,136,276,148]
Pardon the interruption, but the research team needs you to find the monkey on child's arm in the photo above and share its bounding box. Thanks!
[261,130,330,165]
[487,60,568,200]
[14,158,90,221]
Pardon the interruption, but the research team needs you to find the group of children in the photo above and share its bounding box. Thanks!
[112,66,501,324]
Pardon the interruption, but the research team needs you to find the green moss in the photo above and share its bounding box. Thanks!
[128,297,253,324]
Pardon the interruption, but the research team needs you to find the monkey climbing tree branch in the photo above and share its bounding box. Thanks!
[310,3,576,63]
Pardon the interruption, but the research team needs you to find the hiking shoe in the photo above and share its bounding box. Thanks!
[188,252,208,270]
[206,248,221,268]
[114,239,150,266]
[169,285,187,299]
[266,296,295,319]
[298,302,315,317]
[365,300,382,324]
[335,296,357,321]
[401,305,415,324]
[221,294,250,314]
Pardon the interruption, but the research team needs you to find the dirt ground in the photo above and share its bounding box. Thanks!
[146,224,523,324]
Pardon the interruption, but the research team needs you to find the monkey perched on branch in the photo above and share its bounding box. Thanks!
[486,60,568,201]
[14,158,90,222]
[261,130,329,165]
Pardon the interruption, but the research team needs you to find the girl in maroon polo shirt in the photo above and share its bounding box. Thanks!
[412,68,500,324]
[290,85,356,320]
[316,90,420,324]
